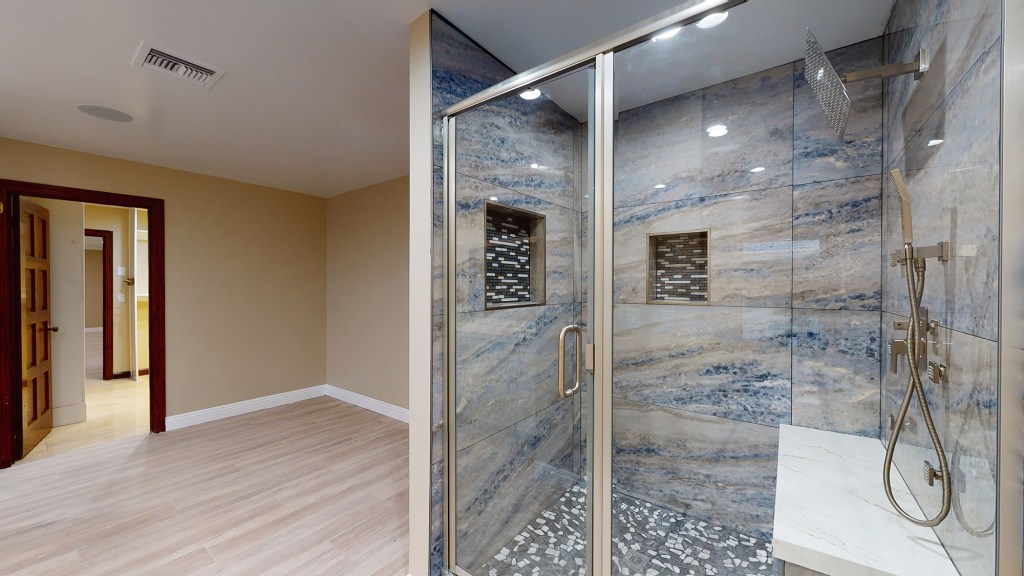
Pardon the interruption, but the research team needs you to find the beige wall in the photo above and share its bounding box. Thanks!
[84,205,131,373]
[0,137,327,416]
[29,198,86,426]
[84,249,103,328]
[326,176,409,409]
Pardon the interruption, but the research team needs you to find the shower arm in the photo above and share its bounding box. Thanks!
[842,49,929,83]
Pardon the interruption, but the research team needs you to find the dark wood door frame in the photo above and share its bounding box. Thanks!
[0,179,166,469]
[83,229,116,380]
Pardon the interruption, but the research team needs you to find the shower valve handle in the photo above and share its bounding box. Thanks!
[888,339,910,374]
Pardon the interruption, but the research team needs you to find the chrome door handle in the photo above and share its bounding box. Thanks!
[558,324,583,398]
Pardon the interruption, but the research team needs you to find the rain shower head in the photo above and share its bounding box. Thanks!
[805,28,851,140]
[889,169,914,244]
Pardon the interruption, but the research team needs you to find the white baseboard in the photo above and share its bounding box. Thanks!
[325,385,409,423]
[53,403,87,426]
[84,327,102,334]
[165,385,326,431]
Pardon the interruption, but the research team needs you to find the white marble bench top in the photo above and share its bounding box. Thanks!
[772,425,959,576]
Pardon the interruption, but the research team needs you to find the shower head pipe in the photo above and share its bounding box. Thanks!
[842,48,930,83]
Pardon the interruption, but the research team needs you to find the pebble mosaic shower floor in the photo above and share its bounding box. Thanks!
[478,485,778,576]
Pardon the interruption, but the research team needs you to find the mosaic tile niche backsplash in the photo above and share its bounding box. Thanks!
[485,204,545,307]
[648,231,709,303]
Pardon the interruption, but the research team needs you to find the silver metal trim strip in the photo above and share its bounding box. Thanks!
[592,51,615,576]
[443,115,458,572]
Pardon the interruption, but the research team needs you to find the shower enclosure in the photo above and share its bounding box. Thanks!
[430,0,1015,574]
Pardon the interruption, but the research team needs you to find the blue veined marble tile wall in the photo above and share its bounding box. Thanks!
[792,309,880,437]
[614,304,791,427]
[430,11,588,573]
[881,0,1000,573]
[614,187,794,308]
[613,64,794,209]
[611,36,884,544]
[612,399,779,538]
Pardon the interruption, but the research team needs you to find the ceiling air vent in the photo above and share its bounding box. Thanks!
[131,42,225,90]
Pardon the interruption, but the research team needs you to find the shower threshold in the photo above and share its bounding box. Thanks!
[477,484,777,576]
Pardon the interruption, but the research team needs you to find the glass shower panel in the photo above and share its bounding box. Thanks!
[608,3,881,573]
[449,65,595,576]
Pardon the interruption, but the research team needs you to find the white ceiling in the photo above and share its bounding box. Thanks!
[0,1,894,198]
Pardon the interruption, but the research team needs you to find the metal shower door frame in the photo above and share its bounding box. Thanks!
[440,2,744,575]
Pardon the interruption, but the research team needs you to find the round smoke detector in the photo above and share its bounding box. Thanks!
[77,104,133,123]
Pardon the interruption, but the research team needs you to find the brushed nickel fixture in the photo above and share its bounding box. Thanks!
[558,324,583,398]
[883,168,952,527]
[805,29,929,139]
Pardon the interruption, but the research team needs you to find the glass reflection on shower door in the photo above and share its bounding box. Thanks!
[608,2,790,573]
[447,64,595,575]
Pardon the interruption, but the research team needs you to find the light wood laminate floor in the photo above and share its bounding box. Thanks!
[0,397,409,575]
[22,375,150,463]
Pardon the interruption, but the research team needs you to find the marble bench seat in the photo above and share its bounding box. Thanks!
[772,425,959,576]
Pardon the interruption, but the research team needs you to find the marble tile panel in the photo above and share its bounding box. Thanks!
[430,460,444,576]
[430,14,512,115]
[454,303,576,450]
[614,186,793,308]
[455,174,578,313]
[933,326,997,576]
[614,64,794,208]
[612,400,780,538]
[455,94,579,211]
[882,319,997,576]
[456,400,577,570]
[794,38,883,185]
[613,304,792,427]
[884,319,997,576]
[884,1,1000,167]
[431,315,443,465]
[882,44,999,340]
[432,165,443,317]
[793,175,881,310]
[791,309,881,437]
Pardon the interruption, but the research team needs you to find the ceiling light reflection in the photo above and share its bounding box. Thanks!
[750,166,766,173]
[696,12,728,29]
[652,27,681,42]
[706,124,728,137]
[927,139,944,147]
[520,88,542,100]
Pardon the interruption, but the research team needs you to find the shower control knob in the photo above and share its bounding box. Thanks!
[927,362,947,384]
[888,339,909,374]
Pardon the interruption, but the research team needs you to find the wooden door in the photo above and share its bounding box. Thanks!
[20,200,53,457]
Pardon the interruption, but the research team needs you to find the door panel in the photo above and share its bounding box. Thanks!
[20,200,53,457]
[447,65,595,575]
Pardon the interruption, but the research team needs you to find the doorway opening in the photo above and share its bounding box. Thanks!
[0,180,166,469]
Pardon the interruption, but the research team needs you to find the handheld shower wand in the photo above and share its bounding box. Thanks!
[883,169,951,527]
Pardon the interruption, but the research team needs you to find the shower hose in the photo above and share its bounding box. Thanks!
[882,243,952,527]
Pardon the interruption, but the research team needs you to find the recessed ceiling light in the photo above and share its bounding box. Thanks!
[520,88,542,100]
[706,124,728,137]
[696,11,728,29]
[654,184,667,189]
[750,166,766,173]
[77,104,132,123]
[652,27,681,42]
[927,139,944,147]
[489,196,498,201]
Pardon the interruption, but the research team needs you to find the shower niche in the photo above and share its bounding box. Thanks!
[647,230,709,304]
[484,202,546,309]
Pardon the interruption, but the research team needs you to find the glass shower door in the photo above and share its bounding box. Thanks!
[446,65,595,575]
